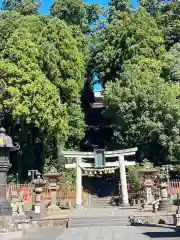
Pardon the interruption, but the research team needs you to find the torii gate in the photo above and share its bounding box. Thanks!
[63,147,137,207]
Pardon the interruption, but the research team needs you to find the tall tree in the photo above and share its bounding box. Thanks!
[167,43,180,82]
[95,8,180,163]
[51,0,86,26]
[94,8,167,85]
[1,0,40,15]
[51,0,102,32]
[158,1,180,49]
[107,0,132,22]
[138,0,162,16]
[0,12,87,179]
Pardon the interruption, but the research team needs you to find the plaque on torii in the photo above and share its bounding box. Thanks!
[94,149,105,168]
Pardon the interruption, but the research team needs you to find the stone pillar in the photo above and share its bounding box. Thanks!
[160,183,168,200]
[146,186,153,203]
[11,191,18,214]
[32,176,47,218]
[76,157,82,207]
[119,155,129,206]
[34,187,43,217]
[50,185,57,207]
[35,187,42,205]
[32,184,36,211]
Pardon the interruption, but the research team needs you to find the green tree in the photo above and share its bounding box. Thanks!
[104,68,180,163]
[51,0,86,26]
[94,8,167,85]
[127,164,145,199]
[0,12,87,180]
[167,43,180,82]
[0,23,68,134]
[158,1,180,49]
[37,17,86,148]
[138,0,163,16]
[1,0,40,15]
[51,0,102,32]
[109,0,132,12]
[107,0,132,22]
[94,8,180,163]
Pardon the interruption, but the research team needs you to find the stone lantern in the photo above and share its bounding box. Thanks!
[43,167,60,212]
[32,174,46,218]
[0,127,20,217]
[139,165,158,204]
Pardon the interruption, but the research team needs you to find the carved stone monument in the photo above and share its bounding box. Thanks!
[43,167,60,212]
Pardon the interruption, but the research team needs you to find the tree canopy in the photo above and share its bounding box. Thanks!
[158,1,180,49]
[94,7,180,163]
[2,0,40,15]
[0,3,90,181]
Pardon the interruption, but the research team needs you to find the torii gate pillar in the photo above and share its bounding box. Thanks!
[119,155,129,206]
[76,157,82,207]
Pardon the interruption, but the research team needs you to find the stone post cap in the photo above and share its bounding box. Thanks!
[50,166,58,173]
[160,182,168,189]
[0,127,20,150]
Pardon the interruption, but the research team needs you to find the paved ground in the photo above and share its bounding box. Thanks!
[17,225,180,240]
[15,207,180,240]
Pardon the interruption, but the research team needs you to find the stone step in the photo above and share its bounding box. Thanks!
[68,216,130,228]
[90,202,111,205]
[89,203,112,207]
[90,198,110,202]
[87,196,115,208]
[87,206,113,209]
[90,198,110,201]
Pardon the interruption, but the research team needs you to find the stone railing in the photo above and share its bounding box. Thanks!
[129,214,175,226]
[15,217,69,231]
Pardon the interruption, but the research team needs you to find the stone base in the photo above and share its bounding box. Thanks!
[120,203,130,208]
[0,230,24,239]
[0,200,12,216]
[176,210,180,214]
[176,226,180,232]
[47,205,61,214]
[159,200,172,211]
[75,204,83,209]
[0,216,14,229]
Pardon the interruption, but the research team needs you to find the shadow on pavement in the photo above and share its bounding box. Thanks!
[133,223,175,230]
[143,231,180,238]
